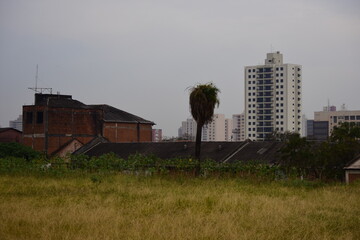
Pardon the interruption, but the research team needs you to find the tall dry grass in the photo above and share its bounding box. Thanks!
[0,174,359,240]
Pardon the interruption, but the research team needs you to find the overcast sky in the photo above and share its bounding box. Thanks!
[1,0,359,136]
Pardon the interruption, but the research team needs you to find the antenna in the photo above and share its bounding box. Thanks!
[28,64,52,94]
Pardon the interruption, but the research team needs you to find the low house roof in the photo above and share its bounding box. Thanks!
[90,105,154,125]
[0,128,22,134]
[75,141,284,164]
[344,155,360,170]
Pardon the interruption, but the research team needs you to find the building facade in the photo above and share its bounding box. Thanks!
[232,113,245,141]
[244,51,302,141]
[23,94,154,155]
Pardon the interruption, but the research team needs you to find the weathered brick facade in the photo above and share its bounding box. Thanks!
[23,94,154,155]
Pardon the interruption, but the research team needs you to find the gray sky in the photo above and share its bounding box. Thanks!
[1,0,359,136]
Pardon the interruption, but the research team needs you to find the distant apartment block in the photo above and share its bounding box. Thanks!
[152,129,162,142]
[179,114,234,142]
[244,51,302,141]
[9,115,22,131]
[232,113,245,141]
[225,118,233,141]
[202,114,227,141]
[178,118,197,140]
[307,106,360,140]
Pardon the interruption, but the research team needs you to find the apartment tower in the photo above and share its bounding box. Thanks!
[244,51,302,141]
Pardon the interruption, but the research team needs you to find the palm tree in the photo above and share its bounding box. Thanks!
[189,83,220,174]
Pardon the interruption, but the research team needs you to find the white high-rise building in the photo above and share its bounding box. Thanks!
[178,118,197,140]
[225,118,233,141]
[244,51,302,141]
[202,114,226,141]
[232,113,245,141]
[179,114,233,142]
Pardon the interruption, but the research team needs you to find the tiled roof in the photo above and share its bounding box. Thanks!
[225,141,285,164]
[77,141,284,164]
[32,93,154,124]
[0,128,22,133]
[344,154,360,170]
[90,105,154,124]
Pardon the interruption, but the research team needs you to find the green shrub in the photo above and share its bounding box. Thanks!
[0,143,40,160]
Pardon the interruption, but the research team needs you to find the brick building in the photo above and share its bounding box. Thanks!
[0,128,22,143]
[23,93,154,155]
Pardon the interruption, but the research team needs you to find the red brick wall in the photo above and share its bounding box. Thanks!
[349,173,360,183]
[103,123,152,142]
[0,129,22,143]
[23,105,102,155]
[23,104,153,155]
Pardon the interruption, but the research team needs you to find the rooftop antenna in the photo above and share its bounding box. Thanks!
[28,64,52,94]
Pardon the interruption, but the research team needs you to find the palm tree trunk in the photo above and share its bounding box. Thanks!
[195,124,202,176]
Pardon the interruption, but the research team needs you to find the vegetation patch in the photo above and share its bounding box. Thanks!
[0,173,359,240]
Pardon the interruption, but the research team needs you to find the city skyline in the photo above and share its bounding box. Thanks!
[1,0,359,136]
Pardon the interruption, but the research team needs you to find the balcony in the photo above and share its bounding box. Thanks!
[257,122,272,127]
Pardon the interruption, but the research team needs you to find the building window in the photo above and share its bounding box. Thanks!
[26,112,33,124]
[36,111,44,124]
[248,69,251,73]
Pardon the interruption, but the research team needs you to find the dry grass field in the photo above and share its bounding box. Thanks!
[0,173,359,240]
